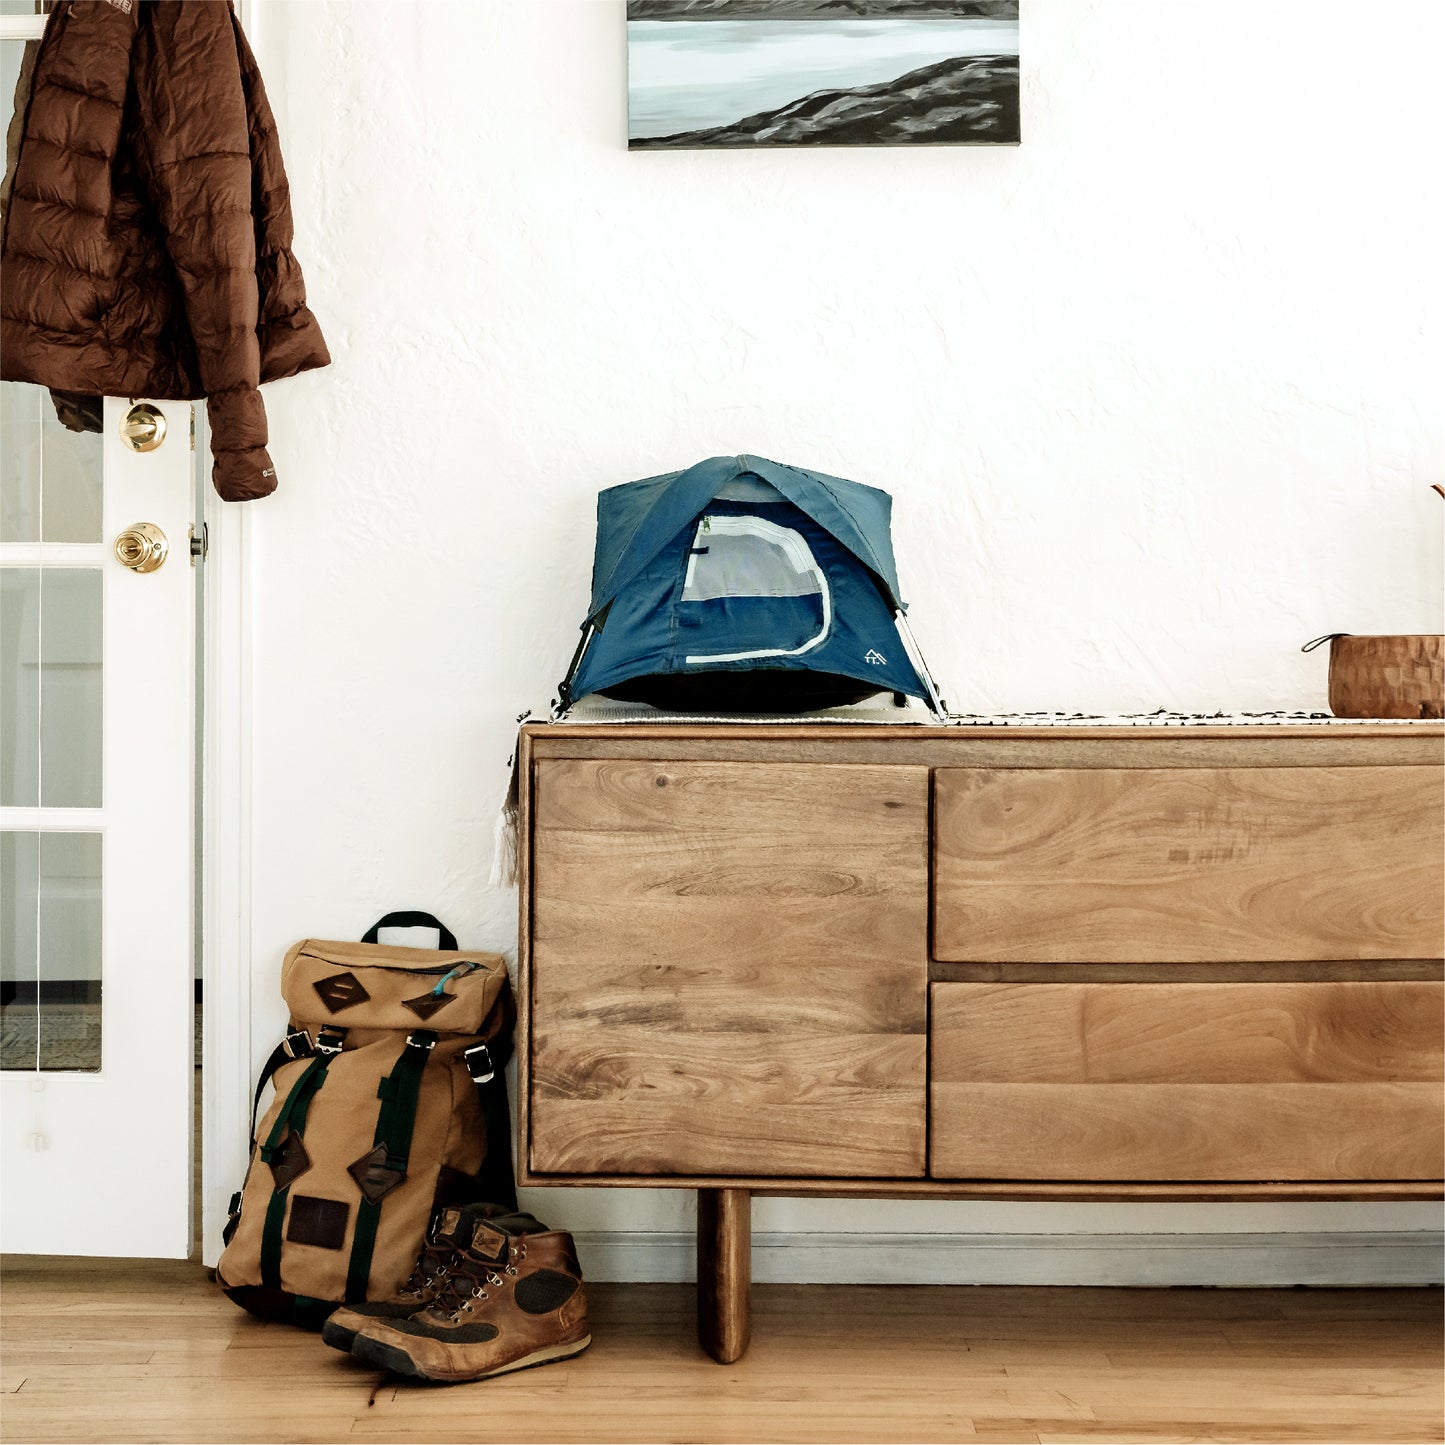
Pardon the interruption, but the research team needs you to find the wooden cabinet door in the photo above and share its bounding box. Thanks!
[930,981,1445,1181]
[529,759,929,1178]
[934,765,1444,963]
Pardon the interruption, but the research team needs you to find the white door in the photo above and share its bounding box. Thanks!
[0,382,196,1258]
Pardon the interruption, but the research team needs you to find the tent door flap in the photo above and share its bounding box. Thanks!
[680,514,832,665]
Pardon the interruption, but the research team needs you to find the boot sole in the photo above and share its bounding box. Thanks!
[352,1332,591,1383]
[320,1319,359,1354]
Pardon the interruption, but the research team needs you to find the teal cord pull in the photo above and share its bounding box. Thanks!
[431,961,479,997]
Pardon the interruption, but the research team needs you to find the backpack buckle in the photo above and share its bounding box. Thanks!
[314,1027,347,1056]
[222,1191,243,1247]
[405,1032,437,1054]
[282,1028,313,1061]
[463,1043,495,1084]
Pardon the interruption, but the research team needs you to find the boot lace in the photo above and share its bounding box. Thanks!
[434,1241,528,1322]
[398,1241,454,1301]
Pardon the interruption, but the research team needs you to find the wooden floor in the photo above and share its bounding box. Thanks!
[1,1260,1440,1444]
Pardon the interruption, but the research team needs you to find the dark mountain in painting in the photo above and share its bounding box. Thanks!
[630,52,1019,148]
[627,1,1017,18]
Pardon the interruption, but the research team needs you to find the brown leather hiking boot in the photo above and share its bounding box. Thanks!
[321,1204,544,1354]
[349,1217,589,1382]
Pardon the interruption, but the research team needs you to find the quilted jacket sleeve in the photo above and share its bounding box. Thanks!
[131,1,274,501]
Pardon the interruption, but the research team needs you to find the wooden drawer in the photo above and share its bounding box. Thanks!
[529,759,929,1178]
[933,765,1444,963]
[929,981,1445,1181]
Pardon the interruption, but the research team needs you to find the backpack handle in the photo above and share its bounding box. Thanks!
[360,911,459,952]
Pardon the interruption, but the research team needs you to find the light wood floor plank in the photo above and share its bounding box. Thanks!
[0,1262,1438,1445]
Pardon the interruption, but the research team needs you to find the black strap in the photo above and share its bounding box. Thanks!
[473,1068,517,1211]
[360,911,458,951]
[344,1031,435,1303]
[249,1029,313,1137]
[258,1052,336,1290]
[459,1034,517,1209]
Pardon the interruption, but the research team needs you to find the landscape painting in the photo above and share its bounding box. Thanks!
[627,0,1019,150]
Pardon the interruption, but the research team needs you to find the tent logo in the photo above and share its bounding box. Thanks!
[864,649,886,665]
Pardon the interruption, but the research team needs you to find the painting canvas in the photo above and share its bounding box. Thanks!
[627,0,1019,150]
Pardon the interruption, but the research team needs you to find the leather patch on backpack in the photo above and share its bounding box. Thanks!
[267,1133,311,1190]
[313,971,371,1013]
[348,1143,406,1206]
[286,1196,349,1251]
[401,990,452,1021]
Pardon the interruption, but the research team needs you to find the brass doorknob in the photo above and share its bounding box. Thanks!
[120,402,167,452]
[114,523,168,573]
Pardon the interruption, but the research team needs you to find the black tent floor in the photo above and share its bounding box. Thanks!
[598,670,907,714]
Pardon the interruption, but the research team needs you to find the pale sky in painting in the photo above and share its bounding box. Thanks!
[628,17,1019,139]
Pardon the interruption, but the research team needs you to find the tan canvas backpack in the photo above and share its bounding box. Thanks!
[217,912,515,1327]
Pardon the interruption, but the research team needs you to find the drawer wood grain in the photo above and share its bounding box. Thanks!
[933,765,1444,963]
[530,759,929,1178]
[929,981,1445,1181]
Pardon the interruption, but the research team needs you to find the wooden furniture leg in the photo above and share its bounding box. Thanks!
[696,1187,751,1363]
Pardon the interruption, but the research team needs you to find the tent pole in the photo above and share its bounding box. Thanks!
[893,612,949,721]
[554,622,596,719]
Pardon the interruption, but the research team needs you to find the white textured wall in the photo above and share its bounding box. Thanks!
[242,0,1444,1263]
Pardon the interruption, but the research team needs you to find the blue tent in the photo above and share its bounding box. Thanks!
[558,454,944,716]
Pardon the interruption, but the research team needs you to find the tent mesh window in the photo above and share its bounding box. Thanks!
[681,513,831,662]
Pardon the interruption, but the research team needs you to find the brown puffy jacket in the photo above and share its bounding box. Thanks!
[1,0,329,500]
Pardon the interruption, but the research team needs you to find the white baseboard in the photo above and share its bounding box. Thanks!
[572,1230,1444,1288]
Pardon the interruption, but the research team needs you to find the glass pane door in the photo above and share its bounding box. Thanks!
[2,19,195,1260]
[0,397,104,1072]
[0,385,196,1256]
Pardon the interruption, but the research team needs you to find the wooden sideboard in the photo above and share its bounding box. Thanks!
[514,722,1445,1362]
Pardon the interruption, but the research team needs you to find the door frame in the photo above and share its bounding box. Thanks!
[195,0,257,1271]
[198,450,254,1266]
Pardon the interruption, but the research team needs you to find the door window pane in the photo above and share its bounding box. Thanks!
[0,382,102,543]
[0,385,41,543]
[0,831,36,1066]
[1,830,101,1073]
[39,569,103,807]
[1,568,39,805]
[0,568,102,807]
[40,396,103,543]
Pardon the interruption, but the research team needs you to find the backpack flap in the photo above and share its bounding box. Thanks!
[282,939,509,1036]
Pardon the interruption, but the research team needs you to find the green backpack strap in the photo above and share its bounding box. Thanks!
[250,1028,314,1137]
[257,1040,342,1291]
[343,1031,436,1303]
